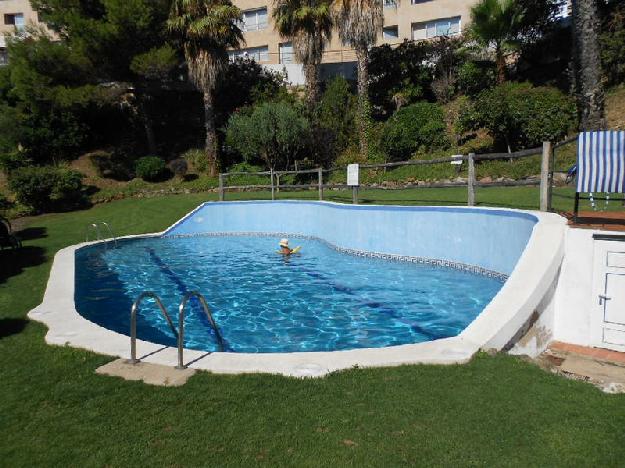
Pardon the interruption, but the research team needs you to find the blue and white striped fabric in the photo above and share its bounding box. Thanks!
[576,131,625,193]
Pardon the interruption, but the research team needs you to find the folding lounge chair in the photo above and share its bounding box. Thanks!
[574,131,625,222]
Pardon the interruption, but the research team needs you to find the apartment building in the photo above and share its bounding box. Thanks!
[0,0,51,64]
[229,0,477,82]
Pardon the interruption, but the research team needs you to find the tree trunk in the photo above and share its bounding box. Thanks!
[356,47,369,160]
[571,0,606,130]
[495,44,506,84]
[203,90,219,176]
[304,63,319,109]
[138,98,157,155]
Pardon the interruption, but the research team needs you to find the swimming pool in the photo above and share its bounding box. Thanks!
[75,235,503,353]
[31,201,567,376]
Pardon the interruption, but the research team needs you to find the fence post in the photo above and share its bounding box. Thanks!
[467,153,475,207]
[218,174,225,201]
[270,168,275,200]
[540,141,552,212]
[352,186,358,204]
[318,167,323,200]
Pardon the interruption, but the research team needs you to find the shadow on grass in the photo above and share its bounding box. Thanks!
[0,318,29,339]
[0,246,47,284]
[16,226,47,241]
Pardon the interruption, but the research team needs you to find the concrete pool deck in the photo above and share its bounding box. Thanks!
[28,201,567,377]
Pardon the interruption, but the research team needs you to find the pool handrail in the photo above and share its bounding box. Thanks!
[128,291,178,365]
[177,291,225,369]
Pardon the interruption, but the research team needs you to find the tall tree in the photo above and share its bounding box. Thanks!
[273,0,333,107]
[571,0,605,130]
[334,0,383,159]
[469,0,524,84]
[167,0,243,176]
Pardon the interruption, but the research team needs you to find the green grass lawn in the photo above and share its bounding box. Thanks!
[2,188,625,466]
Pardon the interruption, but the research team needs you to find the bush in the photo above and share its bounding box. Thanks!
[0,192,11,213]
[225,102,311,170]
[89,150,136,180]
[168,158,188,178]
[182,148,208,174]
[459,82,577,151]
[381,102,450,161]
[457,61,496,98]
[135,156,167,181]
[316,76,356,156]
[8,166,85,213]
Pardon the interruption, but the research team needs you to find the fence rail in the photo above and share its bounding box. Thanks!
[218,136,577,210]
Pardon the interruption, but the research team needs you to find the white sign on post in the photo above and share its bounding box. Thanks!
[347,164,359,186]
[450,155,463,165]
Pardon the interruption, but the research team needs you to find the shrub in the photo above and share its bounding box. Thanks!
[225,102,311,170]
[0,192,11,212]
[0,150,30,175]
[459,82,577,151]
[89,150,136,180]
[8,166,85,213]
[381,102,450,161]
[135,156,167,181]
[182,148,208,174]
[316,76,356,155]
[168,158,188,178]
[457,61,496,98]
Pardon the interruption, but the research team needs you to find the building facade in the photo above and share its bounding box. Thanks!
[228,0,476,82]
[0,0,52,64]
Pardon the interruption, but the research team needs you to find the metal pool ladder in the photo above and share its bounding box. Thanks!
[128,291,178,364]
[128,290,225,370]
[86,221,118,248]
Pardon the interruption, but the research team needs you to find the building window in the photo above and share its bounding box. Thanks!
[382,0,396,8]
[241,8,268,32]
[0,49,8,66]
[412,16,460,40]
[4,13,25,31]
[229,46,269,63]
[383,26,399,39]
[279,42,294,64]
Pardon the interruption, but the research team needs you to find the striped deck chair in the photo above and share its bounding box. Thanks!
[574,131,625,221]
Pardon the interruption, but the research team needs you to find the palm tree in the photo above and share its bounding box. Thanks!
[469,0,524,84]
[168,0,244,176]
[571,0,605,130]
[333,0,383,159]
[273,0,333,107]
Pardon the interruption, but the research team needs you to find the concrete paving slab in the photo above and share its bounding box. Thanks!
[560,356,625,385]
[96,359,196,387]
[537,345,625,394]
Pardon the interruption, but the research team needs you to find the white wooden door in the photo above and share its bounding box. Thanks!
[592,239,625,351]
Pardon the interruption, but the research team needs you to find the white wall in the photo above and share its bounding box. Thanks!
[552,228,597,346]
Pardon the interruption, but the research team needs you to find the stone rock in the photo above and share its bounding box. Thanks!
[479,176,493,184]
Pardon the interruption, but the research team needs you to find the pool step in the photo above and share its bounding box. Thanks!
[96,358,196,387]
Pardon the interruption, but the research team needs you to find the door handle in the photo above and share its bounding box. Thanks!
[599,295,611,305]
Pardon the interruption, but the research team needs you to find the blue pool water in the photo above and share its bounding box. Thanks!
[75,235,504,353]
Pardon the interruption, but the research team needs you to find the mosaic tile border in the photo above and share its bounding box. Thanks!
[164,231,509,282]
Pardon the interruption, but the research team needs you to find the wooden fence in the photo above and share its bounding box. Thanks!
[218,136,578,211]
